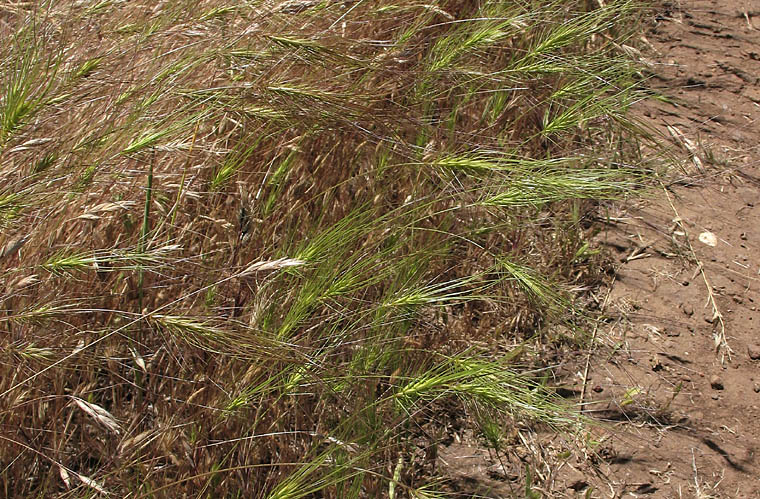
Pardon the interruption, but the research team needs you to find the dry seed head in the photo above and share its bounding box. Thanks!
[240,257,305,276]
[118,429,158,457]
[70,396,122,435]
[7,137,53,153]
[59,466,71,489]
[12,274,38,289]
[73,472,109,496]
[0,235,28,260]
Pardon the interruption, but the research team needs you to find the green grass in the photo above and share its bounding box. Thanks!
[0,0,653,496]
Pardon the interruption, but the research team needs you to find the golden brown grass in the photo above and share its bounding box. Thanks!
[0,0,653,496]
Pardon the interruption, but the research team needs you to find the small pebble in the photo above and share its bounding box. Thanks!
[748,344,760,360]
[710,375,724,390]
[682,303,694,317]
[593,385,603,393]
[754,383,760,394]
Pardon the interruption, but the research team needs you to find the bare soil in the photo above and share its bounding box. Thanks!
[570,0,760,496]
[434,0,760,497]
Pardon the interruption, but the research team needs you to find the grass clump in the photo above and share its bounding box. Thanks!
[0,0,651,496]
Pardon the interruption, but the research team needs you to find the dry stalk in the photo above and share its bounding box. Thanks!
[659,181,732,362]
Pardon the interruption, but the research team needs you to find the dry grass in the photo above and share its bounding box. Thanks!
[0,0,653,496]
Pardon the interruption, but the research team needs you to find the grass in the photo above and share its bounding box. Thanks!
[0,0,653,496]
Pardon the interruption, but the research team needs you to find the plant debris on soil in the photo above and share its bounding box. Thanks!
[551,0,760,497]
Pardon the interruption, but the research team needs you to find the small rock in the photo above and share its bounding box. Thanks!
[748,344,760,360]
[710,375,724,390]
[740,232,748,241]
[682,303,694,317]
[754,383,760,394]
[593,385,603,393]
[698,231,717,247]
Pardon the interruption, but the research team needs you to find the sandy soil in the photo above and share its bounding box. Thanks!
[574,0,760,496]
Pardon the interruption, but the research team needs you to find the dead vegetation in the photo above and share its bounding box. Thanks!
[0,0,653,496]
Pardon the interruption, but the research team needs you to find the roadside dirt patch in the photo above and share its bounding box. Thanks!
[574,0,760,496]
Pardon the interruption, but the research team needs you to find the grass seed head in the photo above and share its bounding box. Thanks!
[0,0,652,495]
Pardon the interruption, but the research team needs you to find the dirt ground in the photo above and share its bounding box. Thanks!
[572,0,760,496]
[435,0,760,497]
